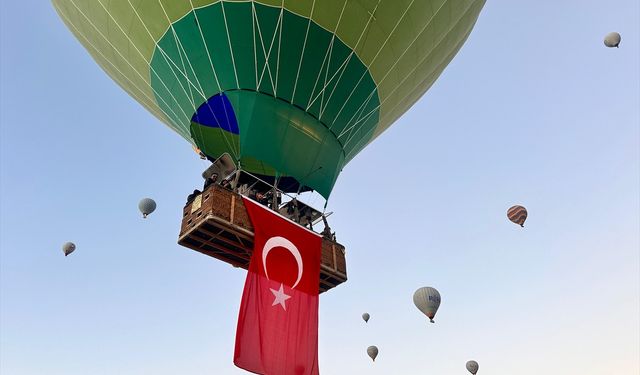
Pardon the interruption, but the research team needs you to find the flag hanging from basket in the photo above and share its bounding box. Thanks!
[234,197,322,375]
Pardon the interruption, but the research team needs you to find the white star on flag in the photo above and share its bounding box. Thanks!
[270,283,291,311]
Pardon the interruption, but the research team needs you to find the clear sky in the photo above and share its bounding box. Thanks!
[1,1,638,374]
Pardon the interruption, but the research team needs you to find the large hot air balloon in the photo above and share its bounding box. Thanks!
[466,360,479,374]
[413,286,441,323]
[367,346,379,362]
[51,0,486,199]
[53,0,486,298]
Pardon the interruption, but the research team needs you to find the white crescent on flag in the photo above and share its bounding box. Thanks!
[262,236,304,289]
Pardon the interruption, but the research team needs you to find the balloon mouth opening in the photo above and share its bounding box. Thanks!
[142,213,148,218]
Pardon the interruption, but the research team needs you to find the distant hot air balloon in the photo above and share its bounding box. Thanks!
[466,360,479,374]
[413,287,441,323]
[62,242,76,257]
[362,313,370,323]
[507,205,528,227]
[604,32,622,48]
[367,346,379,362]
[51,0,486,200]
[138,198,157,218]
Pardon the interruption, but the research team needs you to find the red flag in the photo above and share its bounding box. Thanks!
[234,197,322,375]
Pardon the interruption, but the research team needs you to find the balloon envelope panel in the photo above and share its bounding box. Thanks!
[52,0,485,197]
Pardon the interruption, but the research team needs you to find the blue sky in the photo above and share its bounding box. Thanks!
[1,1,638,374]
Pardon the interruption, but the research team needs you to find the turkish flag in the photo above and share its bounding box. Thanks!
[234,197,322,375]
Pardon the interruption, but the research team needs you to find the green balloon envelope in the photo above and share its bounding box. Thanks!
[52,0,485,197]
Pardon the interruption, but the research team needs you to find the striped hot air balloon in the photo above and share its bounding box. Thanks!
[507,205,527,227]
